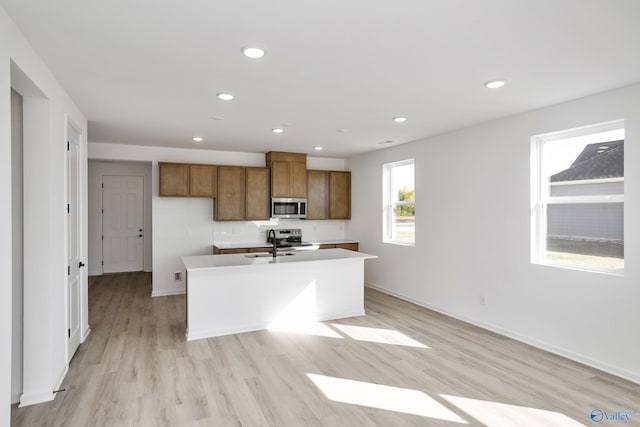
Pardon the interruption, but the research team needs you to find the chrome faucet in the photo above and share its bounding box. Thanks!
[268,229,277,260]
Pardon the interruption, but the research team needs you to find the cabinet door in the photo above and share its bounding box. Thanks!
[215,166,245,221]
[270,161,290,197]
[159,163,189,196]
[318,244,336,249]
[289,161,307,197]
[189,164,217,197]
[329,171,351,219]
[245,167,271,220]
[306,170,328,219]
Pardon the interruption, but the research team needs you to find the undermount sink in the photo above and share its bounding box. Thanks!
[244,252,296,258]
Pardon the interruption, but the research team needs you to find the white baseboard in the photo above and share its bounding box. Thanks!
[82,326,91,342]
[365,282,640,385]
[11,392,20,405]
[151,288,185,297]
[19,390,55,407]
[144,267,152,272]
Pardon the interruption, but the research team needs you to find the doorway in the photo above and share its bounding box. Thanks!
[102,175,144,273]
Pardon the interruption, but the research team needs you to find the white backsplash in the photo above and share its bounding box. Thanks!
[213,218,347,244]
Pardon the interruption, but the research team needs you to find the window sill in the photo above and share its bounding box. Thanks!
[533,260,624,277]
[383,241,415,247]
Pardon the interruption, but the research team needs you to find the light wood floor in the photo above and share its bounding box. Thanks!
[12,272,640,426]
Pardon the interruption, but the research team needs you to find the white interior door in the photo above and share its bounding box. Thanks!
[102,175,144,273]
[66,124,82,362]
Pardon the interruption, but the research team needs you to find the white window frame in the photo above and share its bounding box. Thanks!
[383,159,415,246]
[530,119,624,275]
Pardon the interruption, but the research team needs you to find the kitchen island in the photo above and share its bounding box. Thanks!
[182,248,377,341]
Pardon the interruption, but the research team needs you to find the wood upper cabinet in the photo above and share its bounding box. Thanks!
[189,164,217,197]
[214,166,245,221]
[266,152,307,198]
[245,167,270,220]
[306,170,329,219]
[329,171,351,219]
[159,162,189,196]
[307,170,351,219]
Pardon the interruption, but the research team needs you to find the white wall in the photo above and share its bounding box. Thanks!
[89,142,348,296]
[88,160,153,275]
[347,83,640,383]
[1,4,89,414]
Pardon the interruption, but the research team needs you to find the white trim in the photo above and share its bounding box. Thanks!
[534,119,625,142]
[151,288,185,297]
[530,120,624,274]
[544,195,624,204]
[19,390,55,407]
[550,177,624,186]
[382,159,415,246]
[365,283,640,385]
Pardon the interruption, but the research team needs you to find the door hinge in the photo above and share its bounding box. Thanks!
[101,209,104,214]
[67,266,70,276]
[67,141,70,151]
[101,260,104,266]
[68,328,71,338]
[102,183,104,188]
[101,235,103,240]
[67,204,70,214]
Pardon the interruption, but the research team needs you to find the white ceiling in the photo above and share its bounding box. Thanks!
[3,0,640,158]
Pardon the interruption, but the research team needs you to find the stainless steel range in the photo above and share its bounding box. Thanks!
[266,228,314,249]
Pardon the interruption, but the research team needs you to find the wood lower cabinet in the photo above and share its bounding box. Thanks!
[307,170,329,219]
[189,164,216,197]
[159,162,189,196]
[318,243,359,251]
[245,167,270,220]
[213,243,358,254]
[215,166,245,221]
[214,248,248,255]
[329,171,351,219]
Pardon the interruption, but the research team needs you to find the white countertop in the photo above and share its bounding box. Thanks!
[213,238,359,250]
[183,248,376,270]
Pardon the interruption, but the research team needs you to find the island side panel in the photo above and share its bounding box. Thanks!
[186,258,366,341]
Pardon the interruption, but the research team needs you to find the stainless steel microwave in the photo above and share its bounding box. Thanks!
[271,198,307,219]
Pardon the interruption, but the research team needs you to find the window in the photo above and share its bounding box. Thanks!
[383,159,415,245]
[531,120,624,274]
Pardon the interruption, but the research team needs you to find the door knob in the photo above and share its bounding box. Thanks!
[79,262,85,268]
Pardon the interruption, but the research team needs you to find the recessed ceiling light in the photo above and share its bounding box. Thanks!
[217,93,234,101]
[485,80,506,89]
[272,128,284,134]
[313,146,323,151]
[378,140,394,145]
[211,115,224,121]
[242,47,265,59]
[598,146,609,149]
[337,128,349,133]
[192,137,203,142]
[393,117,407,123]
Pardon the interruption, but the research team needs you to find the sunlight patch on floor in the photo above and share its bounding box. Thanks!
[331,323,429,348]
[440,395,586,427]
[308,374,467,423]
[267,281,344,338]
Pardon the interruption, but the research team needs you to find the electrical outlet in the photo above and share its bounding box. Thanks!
[174,272,182,281]
[479,295,485,305]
